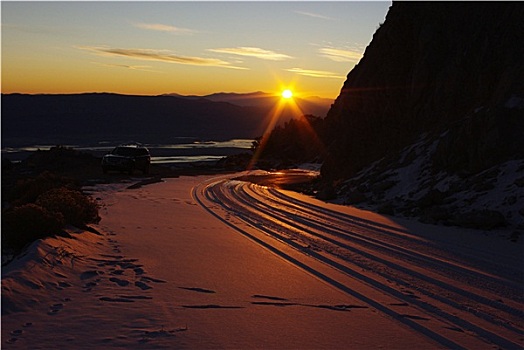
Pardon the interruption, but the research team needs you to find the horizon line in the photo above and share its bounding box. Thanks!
[2,90,337,100]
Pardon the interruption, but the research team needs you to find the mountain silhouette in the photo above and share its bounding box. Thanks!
[321,1,524,180]
[1,92,331,147]
[164,91,333,119]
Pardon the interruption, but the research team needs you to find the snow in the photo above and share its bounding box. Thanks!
[505,95,524,109]
[339,128,524,231]
[2,173,523,349]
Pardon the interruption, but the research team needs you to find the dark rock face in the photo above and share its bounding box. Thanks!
[322,2,524,180]
[432,106,524,175]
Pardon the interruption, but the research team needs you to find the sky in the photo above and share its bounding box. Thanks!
[1,1,391,99]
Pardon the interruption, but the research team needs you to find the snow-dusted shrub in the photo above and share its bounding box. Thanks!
[2,186,100,251]
[36,187,100,227]
[2,204,64,250]
[8,171,77,207]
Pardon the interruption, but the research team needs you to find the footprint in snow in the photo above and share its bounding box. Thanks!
[135,281,152,290]
[109,277,130,287]
[100,254,124,259]
[82,277,102,292]
[141,276,166,284]
[99,296,135,303]
[56,281,72,290]
[48,303,64,315]
[179,286,216,294]
[54,272,68,278]
[10,329,23,336]
[6,333,21,345]
[134,267,145,275]
[80,270,103,280]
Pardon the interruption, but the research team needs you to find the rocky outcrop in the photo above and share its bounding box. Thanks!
[335,135,524,232]
[432,103,524,175]
[318,2,524,232]
[321,2,524,180]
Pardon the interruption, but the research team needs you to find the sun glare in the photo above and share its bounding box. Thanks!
[282,89,293,99]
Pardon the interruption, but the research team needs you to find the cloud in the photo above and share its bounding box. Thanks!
[134,22,197,35]
[208,47,293,61]
[286,68,345,79]
[295,11,335,21]
[77,46,246,69]
[91,62,159,72]
[319,47,362,62]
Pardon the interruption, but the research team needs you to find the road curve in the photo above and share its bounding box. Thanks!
[193,174,523,350]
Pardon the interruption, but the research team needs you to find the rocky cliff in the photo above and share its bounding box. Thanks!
[322,1,524,180]
[320,2,524,232]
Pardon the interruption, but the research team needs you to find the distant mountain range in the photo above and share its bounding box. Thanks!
[1,92,333,147]
[165,91,332,118]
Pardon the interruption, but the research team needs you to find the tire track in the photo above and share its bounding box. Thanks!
[240,183,524,310]
[265,186,523,279]
[233,182,524,339]
[193,178,524,350]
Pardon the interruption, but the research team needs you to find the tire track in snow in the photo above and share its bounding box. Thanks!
[193,178,524,350]
[235,183,524,341]
[239,184,524,319]
[265,186,523,282]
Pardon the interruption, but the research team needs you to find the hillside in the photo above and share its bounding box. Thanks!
[322,2,523,180]
[169,91,332,118]
[1,92,331,148]
[318,2,524,232]
[1,93,263,147]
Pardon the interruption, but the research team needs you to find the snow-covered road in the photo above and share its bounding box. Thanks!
[2,172,523,349]
[193,174,524,349]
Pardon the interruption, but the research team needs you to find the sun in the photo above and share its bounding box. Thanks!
[282,89,293,99]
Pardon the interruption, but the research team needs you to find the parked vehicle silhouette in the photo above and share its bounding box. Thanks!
[102,143,151,174]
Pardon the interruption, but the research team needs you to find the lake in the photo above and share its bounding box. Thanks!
[1,138,254,165]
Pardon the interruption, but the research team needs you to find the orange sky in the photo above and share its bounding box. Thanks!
[2,2,391,99]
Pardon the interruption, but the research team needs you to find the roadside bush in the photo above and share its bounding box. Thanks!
[2,186,100,252]
[2,204,64,250]
[8,171,78,207]
[36,187,100,227]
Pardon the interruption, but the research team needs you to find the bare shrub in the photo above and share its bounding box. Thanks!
[8,171,77,207]
[2,204,64,250]
[36,187,100,227]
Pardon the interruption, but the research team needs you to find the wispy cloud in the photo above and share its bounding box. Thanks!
[208,47,292,61]
[134,22,197,35]
[286,68,344,79]
[319,47,362,62]
[92,62,159,73]
[77,46,246,69]
[295,11,335,21]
